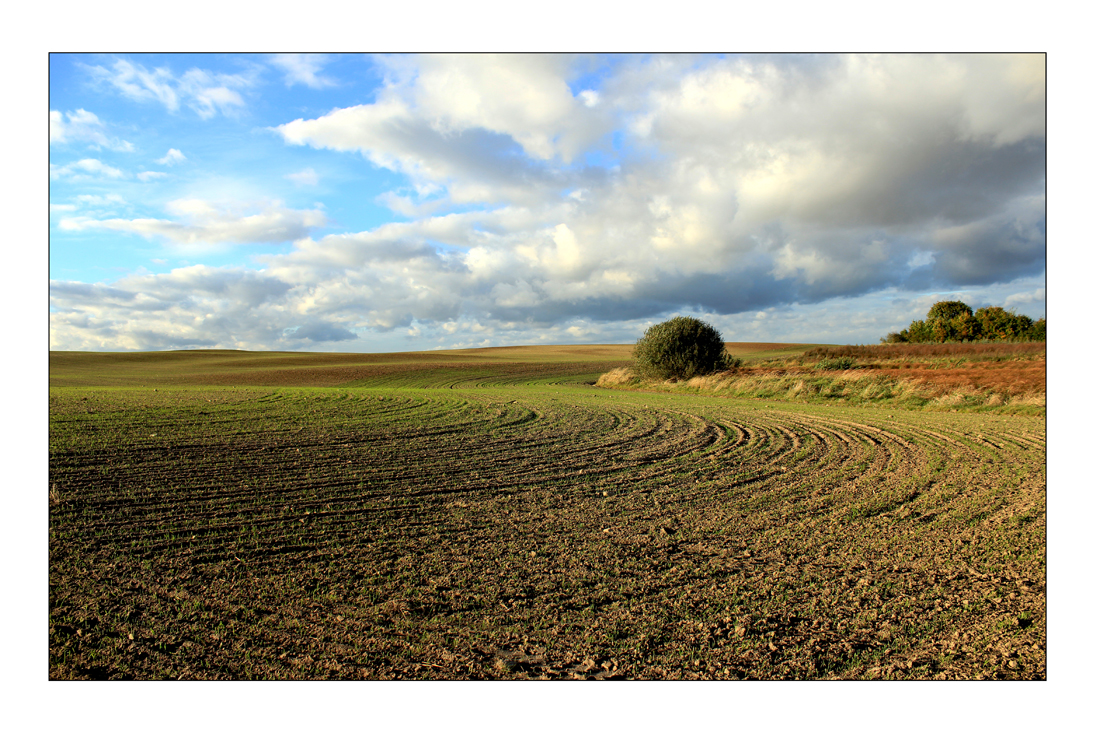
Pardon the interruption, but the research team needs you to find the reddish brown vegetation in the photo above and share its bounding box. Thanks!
[798,343,1046,398]
[860,362,1045,396]
[804,343,1045,360]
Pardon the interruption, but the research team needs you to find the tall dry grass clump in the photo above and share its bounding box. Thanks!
[596,367,638,388]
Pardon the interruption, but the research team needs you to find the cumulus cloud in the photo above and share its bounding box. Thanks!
[270,54,336,89]
[49,109,133,151]
[395,54,607,162]
[85,58,253,118]
[270,56,1044,335]
[156,148,186,165]
[275,54,612,207]
[137,171,169,182]
[59,199,327,249]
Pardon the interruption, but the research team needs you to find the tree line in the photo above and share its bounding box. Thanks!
[883,301,1045,343]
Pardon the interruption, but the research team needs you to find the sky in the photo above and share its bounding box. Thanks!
[49,53,1046,352]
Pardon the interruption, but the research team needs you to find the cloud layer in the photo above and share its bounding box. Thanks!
[50,54,1046,351]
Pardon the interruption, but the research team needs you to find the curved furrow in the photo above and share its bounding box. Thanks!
[50,383,1046,682]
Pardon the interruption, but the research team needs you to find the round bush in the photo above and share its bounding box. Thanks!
[632,316,731,380]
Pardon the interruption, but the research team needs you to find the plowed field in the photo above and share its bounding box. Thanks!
[49,348,1045,680]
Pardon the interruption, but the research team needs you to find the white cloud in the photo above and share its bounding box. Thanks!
[156,148,186,165]
[179,69,247,119]
[275,54,613,208]
[50,158,126,180]
[75,194,127,207]
[85,57,253,118]
[1004,287,1046,314]
[59,199,327,249]
[137,171,169,182]
[399,54,606,162]
[284,168,319,186]
[87,58,178,109]
[50,109,133,151]
[270,54,336,89]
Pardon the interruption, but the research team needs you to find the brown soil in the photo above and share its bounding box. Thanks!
[49,377,1045,680]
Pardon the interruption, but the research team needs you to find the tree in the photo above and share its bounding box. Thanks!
[927,300,973,322]
[975,306,1037,341]
[632,316,731,380]
[952,312,981,341]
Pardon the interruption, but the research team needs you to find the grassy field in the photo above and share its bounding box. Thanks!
[48,343,1045,680]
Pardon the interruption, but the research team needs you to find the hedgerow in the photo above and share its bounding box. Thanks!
[884,301,1045,344]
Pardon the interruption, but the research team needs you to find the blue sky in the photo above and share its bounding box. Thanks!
[49,53,1047,352]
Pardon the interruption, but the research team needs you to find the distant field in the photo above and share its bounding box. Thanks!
[49,344,1045,680]
[48,342,821,389]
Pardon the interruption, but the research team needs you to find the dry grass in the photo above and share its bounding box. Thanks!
[599,341,1046,414]
[595,367,637,388]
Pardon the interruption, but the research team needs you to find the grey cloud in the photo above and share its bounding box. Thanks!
[50,280,138,304]
[127,331,221,350]
[834,136,1045,230]
[284,322,358,342]
[121,267,294,307]
[931,212,1046,285]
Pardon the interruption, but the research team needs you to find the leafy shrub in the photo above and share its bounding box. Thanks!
[633,316,732,380]
[814,356,857,371]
